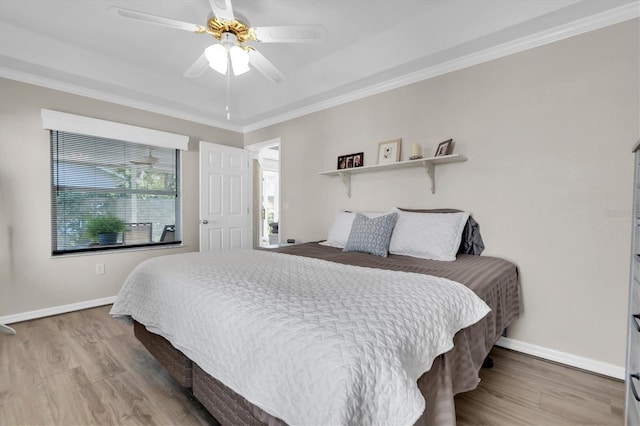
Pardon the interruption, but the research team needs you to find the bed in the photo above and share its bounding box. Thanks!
[111,210,520,425]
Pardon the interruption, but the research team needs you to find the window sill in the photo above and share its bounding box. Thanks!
[51,242,185,258]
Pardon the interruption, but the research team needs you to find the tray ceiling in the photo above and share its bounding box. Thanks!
[0,0,637,131]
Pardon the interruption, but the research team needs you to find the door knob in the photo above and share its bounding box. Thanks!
[201,220,208,224]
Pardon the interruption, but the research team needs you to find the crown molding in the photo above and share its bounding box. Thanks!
[0,66,243,133]
[0,2,637,135]
[242,2,640,133]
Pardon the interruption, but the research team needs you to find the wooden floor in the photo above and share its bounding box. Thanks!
[455,347,624,426]
[0,306,625,425]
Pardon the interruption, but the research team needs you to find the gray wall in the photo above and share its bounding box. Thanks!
[0,78,243,315]
[245,19,640,368]
[0,18,637,372]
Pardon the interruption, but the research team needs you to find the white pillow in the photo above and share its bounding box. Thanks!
[320,210,386,248]
[388,210,470,261]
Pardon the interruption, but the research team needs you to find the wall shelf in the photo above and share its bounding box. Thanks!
[317,154,467,197]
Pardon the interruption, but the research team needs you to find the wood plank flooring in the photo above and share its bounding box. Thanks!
[455,347,624,425]
[0,305,214,425]
[0,305,625,425]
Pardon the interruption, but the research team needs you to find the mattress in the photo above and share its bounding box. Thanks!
[122,243,519,425]
[270,243,520,424]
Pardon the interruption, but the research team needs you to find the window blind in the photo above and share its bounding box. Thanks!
[51,130,181,255]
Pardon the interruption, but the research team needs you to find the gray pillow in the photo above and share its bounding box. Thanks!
[343,212,398,257]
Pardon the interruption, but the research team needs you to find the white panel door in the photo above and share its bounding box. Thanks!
[199,141,252,252]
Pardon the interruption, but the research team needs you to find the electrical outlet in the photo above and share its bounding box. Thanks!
[95,264,105,275]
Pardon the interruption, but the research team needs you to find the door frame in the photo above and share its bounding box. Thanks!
[245,138,281,248]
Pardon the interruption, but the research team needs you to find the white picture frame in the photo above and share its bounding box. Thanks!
[377,138,401,165]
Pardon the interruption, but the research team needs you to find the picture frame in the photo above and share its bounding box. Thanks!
[337,152,364,170]
[377,139,401,165]
[434,139,453,157]
[353,153,363,168]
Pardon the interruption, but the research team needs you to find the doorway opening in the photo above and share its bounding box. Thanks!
[245,138,281,248]
[261,167,279,246]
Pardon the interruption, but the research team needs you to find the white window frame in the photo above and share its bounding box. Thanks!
[43,109,189,255]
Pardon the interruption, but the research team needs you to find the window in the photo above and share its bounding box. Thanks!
[51,131,181,254]
[42,110,188,256]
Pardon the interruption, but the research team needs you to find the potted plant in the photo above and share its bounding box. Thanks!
[85,214,126,245]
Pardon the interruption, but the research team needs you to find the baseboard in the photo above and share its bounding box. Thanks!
[496,337,625,380]
[0,296,117,325]
[0,298,627,380]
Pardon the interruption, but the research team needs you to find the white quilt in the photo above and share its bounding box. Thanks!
[110,249,490,425]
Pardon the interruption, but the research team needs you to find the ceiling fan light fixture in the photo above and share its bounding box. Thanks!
[112,2,329,87]
[229,45,250,76]
[205,43,228,74]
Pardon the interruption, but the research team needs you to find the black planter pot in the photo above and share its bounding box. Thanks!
[97,232,118,245]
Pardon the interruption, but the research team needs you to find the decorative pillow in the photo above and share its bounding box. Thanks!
[320,210,386,248]
[343,212,398,257]
[397,207,485,255]
[388,210,470,261]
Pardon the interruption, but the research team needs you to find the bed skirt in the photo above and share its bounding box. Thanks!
[133,320,192,388]
[132,316,506,426]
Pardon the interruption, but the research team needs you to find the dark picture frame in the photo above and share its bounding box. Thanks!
[337,152,364,169]
[434,139,453,157]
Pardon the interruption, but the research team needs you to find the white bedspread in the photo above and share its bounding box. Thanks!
[110,249,490,425]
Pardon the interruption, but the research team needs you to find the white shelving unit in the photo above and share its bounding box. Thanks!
[317,154,467,197]
[626,139,640,425]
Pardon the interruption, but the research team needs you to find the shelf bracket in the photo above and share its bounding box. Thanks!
[424,162,436,194]
[337,171,351,198]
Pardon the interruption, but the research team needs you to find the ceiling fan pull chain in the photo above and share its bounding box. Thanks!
[226,63,231,120]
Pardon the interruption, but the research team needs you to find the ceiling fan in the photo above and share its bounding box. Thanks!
[108,0,327,84]
[130,148,160,167]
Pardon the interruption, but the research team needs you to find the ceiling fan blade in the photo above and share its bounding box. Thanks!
[108,6,205,33]
[208,0,235,22]
[247,50,286,84]
[251,25,327,43]
[131,157,159,167]
[184,53,210,78]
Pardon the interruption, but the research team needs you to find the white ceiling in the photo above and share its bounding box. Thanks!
[0,0,637,132]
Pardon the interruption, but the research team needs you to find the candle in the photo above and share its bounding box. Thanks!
[410,143,422,158]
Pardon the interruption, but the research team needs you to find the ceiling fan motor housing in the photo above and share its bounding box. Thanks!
[207,17,256,43]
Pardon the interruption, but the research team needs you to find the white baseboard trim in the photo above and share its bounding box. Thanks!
[0,299,627,380]
[0,296,117,326]
[496,337,625,380]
